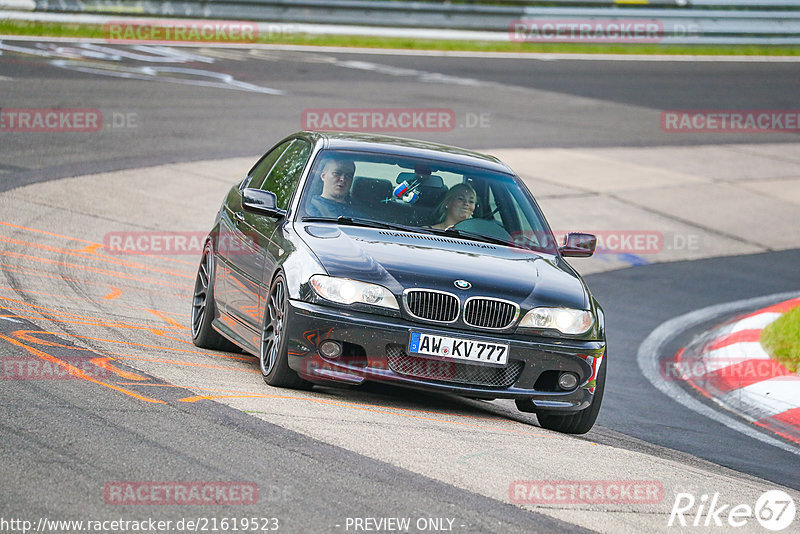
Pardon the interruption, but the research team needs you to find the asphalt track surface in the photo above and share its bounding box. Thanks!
[2,39,800,189]
[1,39,800,532]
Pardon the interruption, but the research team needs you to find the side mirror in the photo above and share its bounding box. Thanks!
[559,232,596,258]
[241,188,285,218]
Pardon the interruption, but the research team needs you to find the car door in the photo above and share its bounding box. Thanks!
[218,140,291,325]
[227,138,312,341]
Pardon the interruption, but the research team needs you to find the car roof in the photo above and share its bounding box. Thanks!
[296,131,514,175]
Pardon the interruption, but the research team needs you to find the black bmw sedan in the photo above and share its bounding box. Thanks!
[191,131,606,434]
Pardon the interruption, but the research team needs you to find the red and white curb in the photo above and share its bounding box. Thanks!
[671,298,800,445]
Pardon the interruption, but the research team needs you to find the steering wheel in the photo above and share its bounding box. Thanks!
[451,218,511,241]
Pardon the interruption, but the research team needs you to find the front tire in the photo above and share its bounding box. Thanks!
[191,241,239,352]
[259,273,311,389]
[520,358,606,435]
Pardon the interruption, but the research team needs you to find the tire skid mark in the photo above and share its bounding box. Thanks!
[0,298,185,330]
[18,329,201,352]
[0,221,197,267]
[112,382,545,433]
[1,315,187,332]
[0,332,166,404]
[0,265,189,300]
[231,397,555,438]
[90,356,148,380]
[0,234,192,279]
[14,330,253,362]
[118,357,260,373]
[0,249,189,288]
[146,308,186,328]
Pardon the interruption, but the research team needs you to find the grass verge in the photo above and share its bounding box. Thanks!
[2,19,800,56]
[761,305,800,374]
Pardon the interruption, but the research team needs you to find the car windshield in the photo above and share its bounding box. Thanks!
[297,149,559,254]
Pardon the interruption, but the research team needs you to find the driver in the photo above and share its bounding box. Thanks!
[307,157,358,218]
[430,183,476,230]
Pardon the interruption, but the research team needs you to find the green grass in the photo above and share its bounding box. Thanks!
[2,19,800,56]
[761,305,800,374]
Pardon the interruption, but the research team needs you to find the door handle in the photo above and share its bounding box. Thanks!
[234,212,245,222]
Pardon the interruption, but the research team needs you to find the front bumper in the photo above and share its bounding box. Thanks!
[286,299,605,412]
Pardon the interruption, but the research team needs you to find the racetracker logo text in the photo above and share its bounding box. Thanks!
[301,357,457,382]
[302,108,457,132]
[509,19,664,43]
[509,480,663,504]
[0,108,102,132]
[104,482,259,505]
[660,357,799,383]
[1,356,113,380]
[103,231,256,256]
[661,110,800,133]
[104,20,259,43]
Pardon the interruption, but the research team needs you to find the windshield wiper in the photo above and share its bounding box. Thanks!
[426,227,518,248]
[301,216,431,235]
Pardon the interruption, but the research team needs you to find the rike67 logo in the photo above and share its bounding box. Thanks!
[669,490,796,531]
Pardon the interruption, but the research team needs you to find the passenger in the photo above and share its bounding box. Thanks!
[430,183,476,230]
[307,158,358,218]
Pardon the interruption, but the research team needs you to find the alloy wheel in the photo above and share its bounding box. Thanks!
[191,250,212,338]
[260,278,286,376]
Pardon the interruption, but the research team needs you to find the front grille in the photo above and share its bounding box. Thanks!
[386,344,524,388]
[404,289,459,323]
[464,298,519,329]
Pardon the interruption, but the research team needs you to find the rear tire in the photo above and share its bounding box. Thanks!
[259,273,312,390]
[520,358,606,435]
[191,241,240,352]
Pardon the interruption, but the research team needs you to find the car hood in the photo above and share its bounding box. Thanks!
[298,224,589,310]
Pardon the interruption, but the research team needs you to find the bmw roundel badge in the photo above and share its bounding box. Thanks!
[454,280,471,290]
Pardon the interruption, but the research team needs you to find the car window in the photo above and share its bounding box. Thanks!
[261,139,312,210]
[485,186,503,225]
[245,140,292,191]
[296,149,558,254]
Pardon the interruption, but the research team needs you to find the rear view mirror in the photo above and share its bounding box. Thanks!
[241,188,284,218]
[559,232,596,258]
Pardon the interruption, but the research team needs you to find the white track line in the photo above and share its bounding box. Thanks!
[637,291,800,457]
[2,31,800,62]
[697,342,772,374]
[731,312,782,332]
[719,377,800,417]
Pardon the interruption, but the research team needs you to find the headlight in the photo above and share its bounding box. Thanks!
[309,275,399,310]
[518,307,593,335]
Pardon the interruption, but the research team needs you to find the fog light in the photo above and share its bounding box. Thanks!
[558,372,579,390]
[319,340,343,359]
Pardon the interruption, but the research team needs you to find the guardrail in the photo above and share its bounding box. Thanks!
[13,0,800,44]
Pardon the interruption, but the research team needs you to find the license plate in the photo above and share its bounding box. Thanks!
[408,332,509,365]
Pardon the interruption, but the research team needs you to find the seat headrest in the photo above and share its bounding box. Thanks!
[396,172,444,189]
[352,177,392,205]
